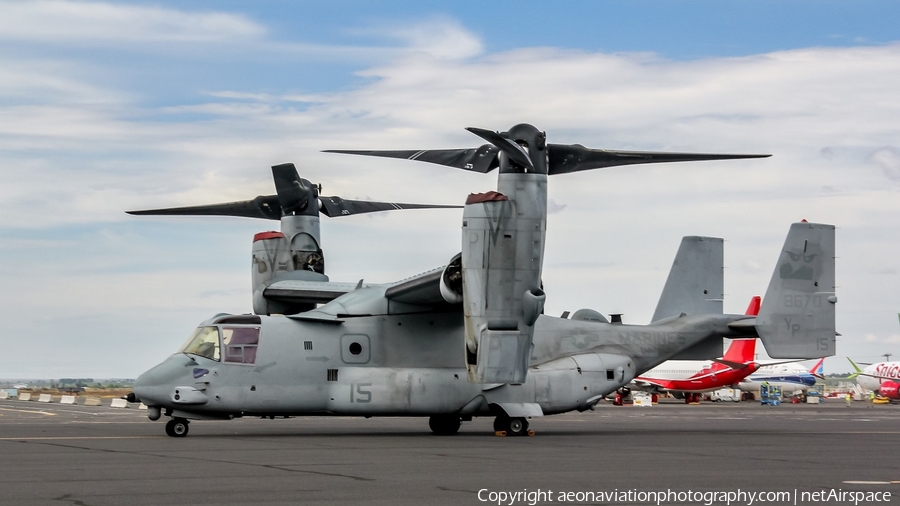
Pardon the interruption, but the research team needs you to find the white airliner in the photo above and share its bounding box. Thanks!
[738,358,824,396]
[846,313,900,400]
[630,297,762,403]
[848,359,900,400]
[632,338,759,403]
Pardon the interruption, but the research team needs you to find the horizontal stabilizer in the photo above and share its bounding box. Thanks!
[727,318,756,330]
[755,222,836,358]
[712,358,750,370]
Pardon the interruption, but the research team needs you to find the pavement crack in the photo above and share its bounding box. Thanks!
[260,464,375,481]
[13,440,374,482]
[437,486,479,494]
[54,494,92,506]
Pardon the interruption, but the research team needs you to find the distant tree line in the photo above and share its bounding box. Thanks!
[56,378,94,387]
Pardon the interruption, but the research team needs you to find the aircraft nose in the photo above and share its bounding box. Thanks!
[134,354,194,406]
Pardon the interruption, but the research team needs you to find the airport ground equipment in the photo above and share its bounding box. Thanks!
[760,384,782,406]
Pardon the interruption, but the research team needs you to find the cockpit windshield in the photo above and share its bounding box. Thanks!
[178,326,220,361]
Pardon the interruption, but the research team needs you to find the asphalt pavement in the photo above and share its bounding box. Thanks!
[0,398,898,506]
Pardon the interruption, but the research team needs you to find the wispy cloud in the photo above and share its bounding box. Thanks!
[0,1,266,44]
[870,147,900,181]
[2,5,900,376]
[376,17,484,60]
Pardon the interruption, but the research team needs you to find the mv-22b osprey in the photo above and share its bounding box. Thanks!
[132,124,837,437]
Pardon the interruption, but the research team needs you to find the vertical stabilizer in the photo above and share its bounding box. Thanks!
[651,236,724,322]
[847,358,862,379]
[810,357,825,379]
[755,222,836,358]
[744,296,761,316]
[723,339,756,363]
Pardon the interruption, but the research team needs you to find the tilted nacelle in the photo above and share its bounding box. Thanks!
[438,254,463,304]
[251,217,328,315]
[462,188,546,384]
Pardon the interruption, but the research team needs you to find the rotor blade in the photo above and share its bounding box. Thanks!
[272,163,311,213]
[126,195,282,220]
[465,127,534,170]
[318,196,462,217]
[547,144,771,175]
[323,146,500,173]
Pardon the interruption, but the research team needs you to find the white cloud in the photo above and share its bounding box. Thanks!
[3,10,900,375]
[0,1,265,44]
[381,17,484,60]
[870,147,900,181]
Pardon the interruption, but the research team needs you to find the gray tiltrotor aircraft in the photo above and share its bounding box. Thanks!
[132,124,836,437]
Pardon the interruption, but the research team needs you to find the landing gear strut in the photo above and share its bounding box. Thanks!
[428,415,461,435]
[165,417,189,437]
[493,415,529,436]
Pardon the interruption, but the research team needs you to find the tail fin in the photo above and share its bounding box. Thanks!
[723,338,757,363]
[745,296,761,316]
[755,222,836,358]
[847,357,862,379]
[810,357,825,379]
[651,236,723,322]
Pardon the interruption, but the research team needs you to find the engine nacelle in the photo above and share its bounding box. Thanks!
[251,229,327,315]
[439,254,463,304]
[880,381,900,400]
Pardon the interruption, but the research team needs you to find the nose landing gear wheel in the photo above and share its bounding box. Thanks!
[165,418,190,437]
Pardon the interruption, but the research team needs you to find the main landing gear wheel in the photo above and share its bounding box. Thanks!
[494,416,529,436]
[165,418,189,437]
[428,415,461,435]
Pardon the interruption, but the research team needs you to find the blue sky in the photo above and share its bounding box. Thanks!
[1,0,899,378]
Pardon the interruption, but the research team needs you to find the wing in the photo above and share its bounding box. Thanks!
[288,265,462,321]
[384,267,447,306]
[264,280,370,306]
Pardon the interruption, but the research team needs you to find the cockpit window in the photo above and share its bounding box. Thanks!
[222,326,260,365]
[178,326,220,361]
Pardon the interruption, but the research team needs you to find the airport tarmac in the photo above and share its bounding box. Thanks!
[0,399,898,506]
